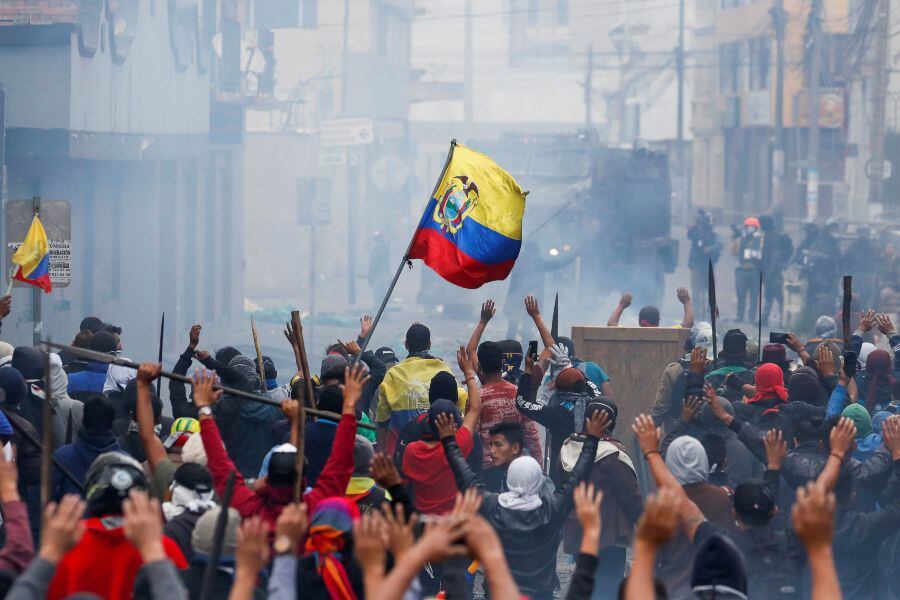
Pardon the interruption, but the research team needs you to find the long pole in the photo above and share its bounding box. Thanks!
[357,140,458,356]
[757,272,763,363]
[156,312,165,396]
[771,0,786,207]
[676,0,686,217]
[250,315,267,392]
[31,196,41,348]
[805,0,822,219]
[199,473,235,600]
[2,408,84,491]
[40,344,54,511]
[708,259,718,360]
[40,341,376,430]
[290,310,313,501]
[464,0,473,139]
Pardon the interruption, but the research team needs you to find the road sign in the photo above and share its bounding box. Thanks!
[320,118,374,147]
[5,199,71,287]
[865,158,892,181]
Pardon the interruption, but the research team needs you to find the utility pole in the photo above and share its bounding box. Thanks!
[584,44,594,128]
[868,0,890,206]
[464,0,473,140]
[771,0,787,207]
[676,0,687,217]
[341,0,356,305]
[805,0,822,219]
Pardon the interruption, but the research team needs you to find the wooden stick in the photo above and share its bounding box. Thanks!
[250,315,267,393]
[291,311,316,410]
[40,347,54,511]
[2,408,84,492]
[40,341,376,431]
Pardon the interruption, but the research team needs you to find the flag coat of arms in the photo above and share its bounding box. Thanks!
[409,142,526,289]
[12,215,52,293]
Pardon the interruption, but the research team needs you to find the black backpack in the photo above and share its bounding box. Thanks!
[744,529,807,599]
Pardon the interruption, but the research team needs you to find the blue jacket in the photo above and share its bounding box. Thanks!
[52,428,123,499]
[67,362,109,395]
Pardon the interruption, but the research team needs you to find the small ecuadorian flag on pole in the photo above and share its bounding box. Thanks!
[11,215,52,293]
[409,141,526,289]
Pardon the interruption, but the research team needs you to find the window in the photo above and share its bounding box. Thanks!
[748,36,771,90]
[719,43,739,93]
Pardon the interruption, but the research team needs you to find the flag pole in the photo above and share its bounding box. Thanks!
[156,313,165,396]
[357,139,458,357]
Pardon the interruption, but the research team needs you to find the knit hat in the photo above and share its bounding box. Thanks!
[0,368,27,406]
[428,371,458,405]
[255,356,277,380]
[841,403,873,439]
[11,347,45,380]
[691,533,748,598]
[228,355,261,392]
[181,431,208,466]
[320,354,348,380]
[353,435,375,477]
[90,331,118,355]
[787,367,821,404]
[734,481,775,526]
[815,316,838,338]
[191,506,240,557]
[761,344,788,365]
[721,329,747,358]
[172,462,213,493]
[427,398,461,435]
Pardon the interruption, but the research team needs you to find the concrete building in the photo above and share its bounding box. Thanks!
[0,0,248,359]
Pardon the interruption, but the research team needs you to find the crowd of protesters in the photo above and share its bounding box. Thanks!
[0,278,898,600]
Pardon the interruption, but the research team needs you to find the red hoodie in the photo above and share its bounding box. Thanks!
[48,517,187,600]
[200,413,357,529]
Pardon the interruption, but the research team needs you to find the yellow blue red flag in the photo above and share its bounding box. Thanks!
[12,215,52,293]
[409,142,526,288]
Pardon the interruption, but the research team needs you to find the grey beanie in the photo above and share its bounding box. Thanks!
[353,435,375,477]
[191,506,240,557]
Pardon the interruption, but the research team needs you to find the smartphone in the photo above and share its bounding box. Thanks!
[528,340,538,358]
[769,332,790,345]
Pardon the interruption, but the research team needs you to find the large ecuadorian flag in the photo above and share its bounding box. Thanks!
[409,142,526,289]
[12,215,52,293]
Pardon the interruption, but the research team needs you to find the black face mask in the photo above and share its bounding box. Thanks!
[268,452,299,487]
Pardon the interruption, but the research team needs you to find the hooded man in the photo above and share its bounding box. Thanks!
[67,331,117,399]
[47,453,187,599]
[657,436,737,599]
[690,532,749,599]
[52,395,124,499]
[9,346,65,448]
[47,353,84,442]
[841,404,882,461]
[705,329,755,403]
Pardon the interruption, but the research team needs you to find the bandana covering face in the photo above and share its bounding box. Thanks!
[498,456,544,511]
[162,483,216,521]
[751,363,788,404]
[304,497,360,600]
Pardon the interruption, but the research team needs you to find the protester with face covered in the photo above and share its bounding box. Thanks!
[66,331,118,400]
[160,462,216,562]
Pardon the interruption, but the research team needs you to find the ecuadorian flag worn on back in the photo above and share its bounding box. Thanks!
[409,142,526,289]
[12,215,52,293]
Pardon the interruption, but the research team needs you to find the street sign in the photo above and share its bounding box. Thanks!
[320,118,374,147]
[318,151,347,167]
[5,199,71,287]
[865,158,893,181]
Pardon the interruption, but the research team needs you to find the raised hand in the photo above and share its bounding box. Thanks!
[280,399,300,422]
[434,412,457,440]
[275,502,308,555]
[359,314,374,341]
[764,429,788,470]
[457,345,475,378]
[828,416,857,461]
[192,368,222,409]
[584,410,611,438]
[353,514,387,574]
[235,516,270,579]
[689,346,708,374]
[815,344,836,378]
[635,487,681,550]
[524,295,540,318]
[370,454,402,489]
[876,313,896,336]
[785,332,804,353]
[792,481,836,551]
[574,483,603,534]
[188,324,202,349]
[676,287,691,305]
[859,309,876,333]
[703,384,731,424]
[342,363,370,415]
[0,295,9,320]
[480,299,496,324]
[39,495,86,564]
[681,395,701,423]
[618,293,633,309]
[122,490,166,563]
[631,414,661,456]
[549,343,571,369]
[882,416,900,460]
[338,338,362,356]
[381,504,417,560]
[452,487,484,520]
[136,362,162,386]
